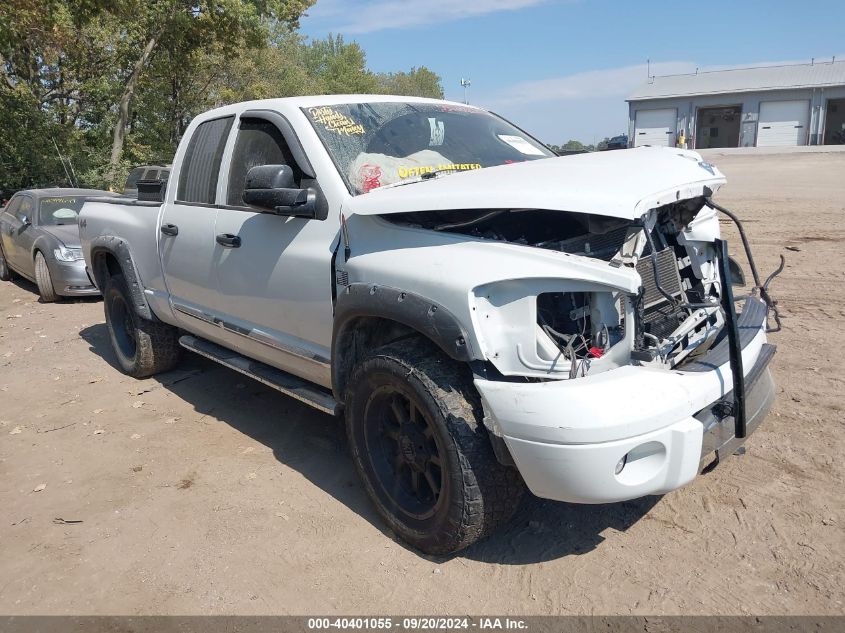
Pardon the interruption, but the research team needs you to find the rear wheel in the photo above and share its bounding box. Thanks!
[345,338,524,555]
[0,245,14,281]
[103,273,182,378]
[34,251,58,302]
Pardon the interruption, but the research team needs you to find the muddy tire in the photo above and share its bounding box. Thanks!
[103,273,181,378]
[0,245,14,281]
[345,338,524,555]
[34,251,58,302]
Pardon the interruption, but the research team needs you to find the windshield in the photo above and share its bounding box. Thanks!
[303,102,555,195]
[39,196,84,226]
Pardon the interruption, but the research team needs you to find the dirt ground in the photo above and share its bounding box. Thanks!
[1,150,843,616]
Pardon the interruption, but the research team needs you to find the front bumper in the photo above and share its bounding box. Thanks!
[475,298,775,504]
[49,258,99,296]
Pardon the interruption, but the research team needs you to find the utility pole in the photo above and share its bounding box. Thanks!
[460,78,471,104]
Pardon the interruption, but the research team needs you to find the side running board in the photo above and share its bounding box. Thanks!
[178,335,340,416]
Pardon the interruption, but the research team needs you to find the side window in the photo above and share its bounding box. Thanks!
[3,196,21,218]
[177,116,234,205]
[227,117,301,207]
[17,197,33,221]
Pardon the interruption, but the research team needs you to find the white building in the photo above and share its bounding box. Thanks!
[627,59,845,149]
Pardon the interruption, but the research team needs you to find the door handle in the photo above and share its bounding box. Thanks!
[216,233,241,248]
[160,223,179,236]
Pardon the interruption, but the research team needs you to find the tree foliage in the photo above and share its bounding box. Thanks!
[548,137,613,154]
[0,1,445,192]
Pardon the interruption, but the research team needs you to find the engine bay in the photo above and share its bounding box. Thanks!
[390,199,726,377]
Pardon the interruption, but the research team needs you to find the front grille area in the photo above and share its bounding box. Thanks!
[636,248,686,340]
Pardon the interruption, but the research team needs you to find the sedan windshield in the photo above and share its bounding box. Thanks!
[39,196,84,226]
[303,102,555,195]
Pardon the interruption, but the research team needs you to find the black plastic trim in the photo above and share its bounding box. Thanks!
[88,236,155,320]
[332,284,478,398]
[716,239,746,438]
[697,343,776,467]
[334,283,477,362]
[678,297,766,373]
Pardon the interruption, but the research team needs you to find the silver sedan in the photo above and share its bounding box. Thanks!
[0,188,117,301]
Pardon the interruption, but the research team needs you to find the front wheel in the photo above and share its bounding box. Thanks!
[103,273,182,378]
[345,338,524,555]
[34,251,58,302]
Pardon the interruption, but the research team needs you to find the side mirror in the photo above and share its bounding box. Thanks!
[20,215,31,226]
[242,164,317,219]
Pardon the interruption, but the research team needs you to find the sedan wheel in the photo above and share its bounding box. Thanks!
[34,251,59,302]
[0,246,14,281]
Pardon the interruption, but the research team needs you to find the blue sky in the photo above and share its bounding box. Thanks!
[300,0,845,144]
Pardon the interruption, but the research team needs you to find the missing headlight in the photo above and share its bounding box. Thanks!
[537,292,624,366]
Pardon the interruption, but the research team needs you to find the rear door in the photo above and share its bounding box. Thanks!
[210,112,337,387]
[159,115,234,339]
[757,100,810,146]
[634,108,677,147]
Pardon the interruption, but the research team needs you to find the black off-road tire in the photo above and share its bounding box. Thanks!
[34,251,59,302]
[0,245,14,281]
[345,338,525,555]
[103,273,181,378]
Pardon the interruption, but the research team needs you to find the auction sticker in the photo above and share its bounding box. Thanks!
[497,135,546,156]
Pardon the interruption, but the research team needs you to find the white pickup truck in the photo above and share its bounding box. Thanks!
[79,95,778,555]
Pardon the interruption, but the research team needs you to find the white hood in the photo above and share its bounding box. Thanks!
[344,147,725,220]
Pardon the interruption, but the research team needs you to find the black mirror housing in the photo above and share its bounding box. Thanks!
[244,164,296,190]
[242,164,317,218]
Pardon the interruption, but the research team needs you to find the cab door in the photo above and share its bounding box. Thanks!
[211,113,338,388]
[159,115,234,341]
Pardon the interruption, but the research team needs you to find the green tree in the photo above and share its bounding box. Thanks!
[98,0,315,185]
[0,2,446,191]
[376,66,444,98]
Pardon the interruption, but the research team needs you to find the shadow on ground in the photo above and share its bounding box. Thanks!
[79,322,658,565]
[10,276,101,304]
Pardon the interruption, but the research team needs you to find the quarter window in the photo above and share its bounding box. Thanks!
[177,116,234,204]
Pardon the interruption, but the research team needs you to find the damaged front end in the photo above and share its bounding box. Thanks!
[387,197,780,382]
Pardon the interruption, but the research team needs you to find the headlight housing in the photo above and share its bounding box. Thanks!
[54,246,84,262]
[470,278,635,380]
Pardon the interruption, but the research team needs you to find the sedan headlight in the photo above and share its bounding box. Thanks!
[54,246,84,262]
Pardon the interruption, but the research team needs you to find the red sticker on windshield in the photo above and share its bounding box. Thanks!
[359,164,382,193]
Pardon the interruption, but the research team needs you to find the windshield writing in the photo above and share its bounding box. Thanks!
[303,102,554,194]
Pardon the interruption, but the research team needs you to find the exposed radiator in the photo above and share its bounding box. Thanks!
[636,248,686,340]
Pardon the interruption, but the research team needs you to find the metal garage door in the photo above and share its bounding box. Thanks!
[634,108,676,147]
[757,100,810,147]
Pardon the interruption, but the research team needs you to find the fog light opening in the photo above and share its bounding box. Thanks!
[615,453,628,475]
